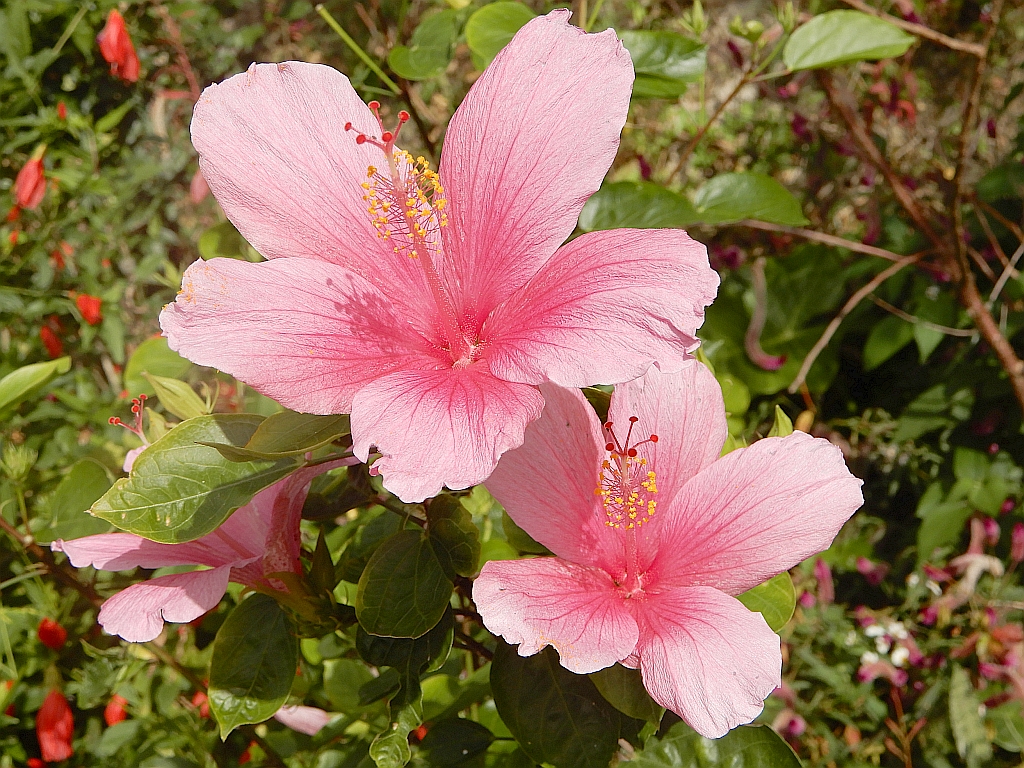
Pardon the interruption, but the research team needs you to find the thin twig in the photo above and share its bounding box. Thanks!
[967,246,997,281]
[976,198,1024,242]
[738,220,906,262]
[975,206,1011,267]
[316,4,401,95]
[668,75,748,180]
[789,255,920,393]
[838,0,985,56]
[989,240,1024,306]
[869,296,976,337]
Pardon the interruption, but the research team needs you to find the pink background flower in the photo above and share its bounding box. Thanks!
[160,11,718,502]
[474,362,863,737]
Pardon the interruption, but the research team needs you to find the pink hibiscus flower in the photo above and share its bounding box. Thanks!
[51,459,353,642]
[159,11,718,503]
[473,362,863,737]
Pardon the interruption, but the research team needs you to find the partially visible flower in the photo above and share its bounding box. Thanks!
[984,517,1001,546]
[104,694,128,726]
[1013,523,1024,562]
[97,10,139,83]
[858,659,908,686]
[772,708,806,739]
[109,395,149,472]
[75,294,103,326]
[856,556,889,586]
[189,168,210,204]
[57,101,67,120]
[191,691,210,718]
[161,13,718,503]
[37,618,67,650]
[14,153,46,211]
[37,690,74,762]
[51,241,73,271]
[40,326,63,359]
[53,459,354,641]
[474,362,863,737]
[27,759,45,768]
[273,704,332,735]
[814,558,834,604]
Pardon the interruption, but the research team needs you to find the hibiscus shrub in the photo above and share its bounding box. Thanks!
[3,0,1024,767]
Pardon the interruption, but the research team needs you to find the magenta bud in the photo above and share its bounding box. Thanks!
[1012,522,1024,562]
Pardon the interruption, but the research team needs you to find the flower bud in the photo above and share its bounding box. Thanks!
[37,690,74,762]
[37,618,67,651]
[1012,522,1024,563]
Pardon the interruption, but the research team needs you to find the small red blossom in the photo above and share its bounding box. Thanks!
[75,294,103,325]
[6,205,18,223]
[104,694,128,726]
[97,10,140,83]
[37,618,68,650]
[191,691,210,718]
[57,101,67,120]
[27,759,45,768]
[40,326,63,359]
[14,156,46,211]
[8,230,19,246]
[37,690,74,762]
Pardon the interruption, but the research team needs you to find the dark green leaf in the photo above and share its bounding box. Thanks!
[421,719,495,766]
[91,414,301,544]
[783,11,916,71]
[977,162,1024,202]
[209,594,298,739]
[428,495,482,578]
[356,530,453,638]
[501,511,551,556]
[0,357,70,415]
[465,2,535,69]
[579,182,699,231]
[620,31,705,99]
[143,373,208,421]
[862,314,914,370]
[630,722,801,767]
[123,337,191,396]
[736,572,796,632]
[198,221,261,261]
[36,459,113,544]
[389,10,459,80]
[589,664,662,722]
[211,411,351,461]
[989,700,1024,752]
[324,658,376,711]
[491,643,640,768]
[694,173,808,226]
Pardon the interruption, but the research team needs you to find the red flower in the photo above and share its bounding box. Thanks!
[40,326,63,359]
[27,759,45,768]
[57,101,67,120]
[190,691,210,718]
[104,694,128,726]
[37,690,74,762]
[37,618,67,651]
[97,10,140,83]
[14,157,46,210]
[75,294,103,325]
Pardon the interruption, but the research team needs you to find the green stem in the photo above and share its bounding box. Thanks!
[316,5,401,95]
[52,4,89,60]
[585,0,607,31]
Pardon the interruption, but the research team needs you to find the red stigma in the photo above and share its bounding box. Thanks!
[355,134,367,145]
[629,416,639,423]
[605,442,615,451]
[109,417,119,425]
[650,434,659,443]
[381,131,393,143]
[627,448,638,457]
[367,100,380,110]
[344,122,352,131]
[398,110,410,122]
[604,422,613,430]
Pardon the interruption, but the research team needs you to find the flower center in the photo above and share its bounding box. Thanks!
[347,104,471,363]
[594,416,659,530]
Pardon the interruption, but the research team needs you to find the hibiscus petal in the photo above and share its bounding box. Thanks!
[475,557,638,674]
[274,705,333,736]
[160,256,441,414]
[190,62,435,312]
[485,229,718,387]
[485,383,624,571]
[636,586,781,738]
[52,532,238,570]
[351,364,544,502]
[97,566,234,642]
[651,432,864,594]
[606,362,727,505]
[439,11,633,321]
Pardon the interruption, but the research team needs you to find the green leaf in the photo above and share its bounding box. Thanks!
[501,511,551,555]
[143,373,208,421]
[949,665,993,768]
[619,31,705,99]
[124,337,191,396]
[892,384,973,442]
[491,643,640,768]
[579,182,699,232]
[209,594,298,739]
[736,572,796,632]
[356,530,453,638]
[242,411,350,458]
[863,314,914,370]
[783,10,916,71]
[198,221,261,261]
[36,460,113,544]
[589,664,663,722]
[989,700,1024,752]
[766,406,794,438]
[694,173,808,226]
[582,387,612,421]
[91,414,301,543]
[465,2,535,69]
[0,357,70,415]
[630,722,801,767]
[95,100,135,134]
[421,719,495,766]
[428,496,482,578]
[389,10,459,80]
